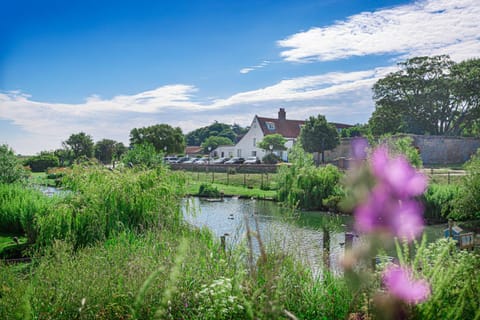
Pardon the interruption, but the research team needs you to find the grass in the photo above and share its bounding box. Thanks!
[184,171,278,190]
[28,171,57,187]
[186,180,277,199]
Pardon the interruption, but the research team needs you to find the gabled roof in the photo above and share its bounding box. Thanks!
[256,114,352,139]
[185,146,203,154]
[256,116,305,138]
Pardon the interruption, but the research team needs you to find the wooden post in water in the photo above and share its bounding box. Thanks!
[323,227,331,270]
[220,235,226,253]
[448,219,453,238]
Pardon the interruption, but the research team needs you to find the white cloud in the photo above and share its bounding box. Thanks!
[239,60,271,74]
[1,67,390,154]
[278,0,480,62]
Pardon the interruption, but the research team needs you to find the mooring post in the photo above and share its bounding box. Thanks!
[220,235,226,253]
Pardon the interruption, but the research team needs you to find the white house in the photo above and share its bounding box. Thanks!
[214,108,351,162]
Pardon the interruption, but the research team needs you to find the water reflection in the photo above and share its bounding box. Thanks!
[183,197,363,275]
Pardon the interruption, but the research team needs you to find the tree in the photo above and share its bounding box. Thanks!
[185,121,248,146]
[24,151,60,172]
[201,136,234,153]
[299,115,340,164]
[130,124,185,154]
[54,148,72,167]
[371,55,480,136]
[0,144,26,183]
[121,143,163,168]
[63,132,94,160]
[94,139,127,164]
[257,134,287,153]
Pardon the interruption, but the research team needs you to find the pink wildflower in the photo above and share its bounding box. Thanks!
[383,265,430,304]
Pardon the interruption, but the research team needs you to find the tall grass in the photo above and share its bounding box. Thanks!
[36,165,186,248]
[0,183,54,243]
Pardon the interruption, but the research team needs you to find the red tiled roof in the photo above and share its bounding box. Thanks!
[257,112,352,139]
[185,146,203,154]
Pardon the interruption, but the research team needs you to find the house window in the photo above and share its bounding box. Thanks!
[252,151,257,156]
[266,121,275,131]
[253,138,256,147]
[237,149,242,157]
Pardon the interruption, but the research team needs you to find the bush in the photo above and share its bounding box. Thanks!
[451,149,480,220]
[422,184,460,221]
[198,183,221,198]
[24,152,59,172]
[121,143,164,168]
[262,153,280,164]
[277,144,343,210]
[0,144,27,184]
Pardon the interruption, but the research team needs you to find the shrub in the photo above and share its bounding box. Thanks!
[0,144,27,184]
[198,183,221,198]
[422,183,460,221]
[24,152,59,172]
[121,143,164,168]
[451,149,480,220]
[262,153,280,164]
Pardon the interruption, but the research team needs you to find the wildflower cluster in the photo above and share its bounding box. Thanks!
[196,277,245,319]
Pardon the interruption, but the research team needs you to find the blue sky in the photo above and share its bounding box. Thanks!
[1,0,479,154]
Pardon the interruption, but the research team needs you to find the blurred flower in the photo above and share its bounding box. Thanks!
[383,265,430,304]
[351,137,369,161]
[354,146,427,241]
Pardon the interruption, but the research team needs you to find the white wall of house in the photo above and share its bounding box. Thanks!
[214,116,297,161]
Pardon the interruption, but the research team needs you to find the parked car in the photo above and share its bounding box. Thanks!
[244,156,261,164]
[175,156,190,163]
[163,156,178,164]
[194,158,208,165]
[212,157,228,164]
[224,157,245,164]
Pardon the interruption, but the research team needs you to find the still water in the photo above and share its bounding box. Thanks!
[183,197,446,274]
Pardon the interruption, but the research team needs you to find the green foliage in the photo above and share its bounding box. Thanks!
[130,124,185,154]
[201,136,234,153]
[121,143,164,168]
[375,136,423,168]
[24,152,59,172]
[261,153,280,164]
[63,132,94,160]
[94,139,127,164]
[300,115,339,163]
[0,144,27,184]
[412,238,480,319]
[451,149,480,220]
[371,55,480,136]
[198,183,221,198]
[422,184,460,221]
[277,144,342,210]
[185,121,247,146]
[257,134,287,152]
[0,184,54,243]
[340,123,370,138]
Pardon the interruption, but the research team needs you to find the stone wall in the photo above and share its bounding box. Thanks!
[321,135,479,166]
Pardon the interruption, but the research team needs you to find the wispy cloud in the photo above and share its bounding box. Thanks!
[1,68,392,154]
[239,60,271,74]
[278,0,480,62]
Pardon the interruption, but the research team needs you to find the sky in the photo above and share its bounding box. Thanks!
[1,0,479,155]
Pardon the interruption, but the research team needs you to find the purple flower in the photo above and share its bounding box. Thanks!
[371,148,427,198]
[383,265,430,304]
[351,137,369,161]
[353,146,427,241]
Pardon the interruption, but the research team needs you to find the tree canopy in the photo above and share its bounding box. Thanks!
[94,139,127,164]
[0,144,26,183]
[299,115,340,163]
[185,121,248,146]
[63,132,94,160]
[130,124,185,154]
[257,134,287,152]
[370,55,480,136]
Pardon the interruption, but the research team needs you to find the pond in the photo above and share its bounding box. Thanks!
[183,197,447,275]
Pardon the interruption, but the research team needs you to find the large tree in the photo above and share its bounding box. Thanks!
[370,55,480,136]
[63,132,94,160]
[299,115,339,164]
[185,121,247,146]
[94,139,127,164]
[130,124,185,154]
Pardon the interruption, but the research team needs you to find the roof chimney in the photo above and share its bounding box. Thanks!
[278,108,286,121]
